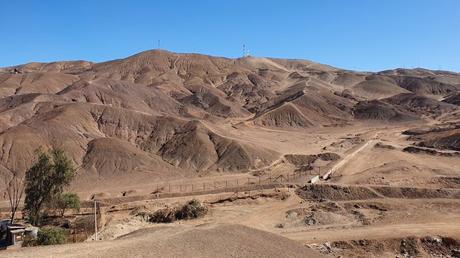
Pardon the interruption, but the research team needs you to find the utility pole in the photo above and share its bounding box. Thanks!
[94,199,97,241]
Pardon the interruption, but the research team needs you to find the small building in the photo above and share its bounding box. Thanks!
[6,224,26,248]
[0,221,34,249]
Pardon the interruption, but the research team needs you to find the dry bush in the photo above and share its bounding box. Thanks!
[149,208,176,223]
[148,199,208,223]
[175,199,208,220]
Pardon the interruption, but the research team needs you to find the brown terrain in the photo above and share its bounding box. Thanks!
[1,50,460,257]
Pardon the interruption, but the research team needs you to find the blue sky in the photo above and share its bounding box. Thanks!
[1,0,459,71]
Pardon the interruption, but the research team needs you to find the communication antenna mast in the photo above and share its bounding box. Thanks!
[242,44,250,57]
[157,40,161,49]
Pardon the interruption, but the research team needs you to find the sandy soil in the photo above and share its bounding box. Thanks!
[1,224,324,258]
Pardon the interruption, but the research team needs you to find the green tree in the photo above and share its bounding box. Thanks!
[54,192,80,217]
[24,148,76,225]
[37,227,68,245]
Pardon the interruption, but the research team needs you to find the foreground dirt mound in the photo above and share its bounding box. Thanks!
[2,224,325,258]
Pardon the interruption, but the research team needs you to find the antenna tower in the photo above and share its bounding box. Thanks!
[242,44,250,57]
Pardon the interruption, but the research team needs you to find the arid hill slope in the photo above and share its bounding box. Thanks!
[0,50,459,192]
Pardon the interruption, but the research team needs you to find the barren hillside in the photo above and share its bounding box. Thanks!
[0,50,459,195]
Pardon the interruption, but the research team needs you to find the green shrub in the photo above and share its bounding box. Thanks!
[37,227,68,245]
[22,235,38,247]
[53,192,81,216]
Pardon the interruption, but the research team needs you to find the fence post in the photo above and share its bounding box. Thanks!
[225,180,228,189]
[203,182,205,191]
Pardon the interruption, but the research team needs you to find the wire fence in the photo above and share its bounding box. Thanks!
[82,168,323,207]
[152,170,316,194]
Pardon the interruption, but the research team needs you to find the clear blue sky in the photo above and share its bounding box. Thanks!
[1,0,459,71]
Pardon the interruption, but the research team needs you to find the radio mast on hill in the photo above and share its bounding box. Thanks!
[242,44,249,57]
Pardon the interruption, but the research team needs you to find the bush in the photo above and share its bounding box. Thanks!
[175,199,208,220]
[53,192,81,216]
[148,199,208,223]
[22,235,38,247]
[149,208,176,223]
[37,227,68,245]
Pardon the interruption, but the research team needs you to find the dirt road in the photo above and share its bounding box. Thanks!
[323,134,378,179]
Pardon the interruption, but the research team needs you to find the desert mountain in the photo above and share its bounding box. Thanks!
[0,50,459,192]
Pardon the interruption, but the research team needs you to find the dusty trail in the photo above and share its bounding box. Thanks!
[323,133,379,179]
